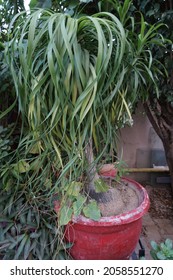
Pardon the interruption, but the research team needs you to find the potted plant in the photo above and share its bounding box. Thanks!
[5,0,165,259]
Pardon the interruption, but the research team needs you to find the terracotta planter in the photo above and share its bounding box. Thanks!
[64,177,150,260]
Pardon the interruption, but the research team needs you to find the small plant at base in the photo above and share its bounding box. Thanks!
[150,239,173,260]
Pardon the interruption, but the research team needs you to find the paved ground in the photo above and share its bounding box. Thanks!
[135,185,173,260]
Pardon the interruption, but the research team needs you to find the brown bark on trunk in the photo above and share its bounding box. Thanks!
[85,138,99,193]
[162,141,173,193]
[144,99,173,194]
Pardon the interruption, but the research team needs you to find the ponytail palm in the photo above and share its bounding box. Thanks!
[6,5,164,222]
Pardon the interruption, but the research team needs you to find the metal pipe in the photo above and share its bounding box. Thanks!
[125,167,169,173]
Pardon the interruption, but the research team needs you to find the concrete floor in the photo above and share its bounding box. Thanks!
[135,185,173,260]
[138,214,173,259]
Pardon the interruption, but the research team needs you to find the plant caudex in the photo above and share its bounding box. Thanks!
[5,0,165,225]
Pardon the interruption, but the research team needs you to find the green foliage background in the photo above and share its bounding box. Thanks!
[0,0,172,259]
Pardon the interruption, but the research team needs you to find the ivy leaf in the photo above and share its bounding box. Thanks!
[29,142,41,154]
[73,195,86,217]
[59,206,73,226]
[94,179,109,193]
[83,201,101,221]
[13,160,30,173]
[66,181,82,197]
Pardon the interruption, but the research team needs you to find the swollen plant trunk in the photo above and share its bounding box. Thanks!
[144,100,173,194]
[85,138,99,194]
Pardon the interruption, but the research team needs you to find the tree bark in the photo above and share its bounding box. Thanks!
[85,138,99,193]
[144,99,173,194]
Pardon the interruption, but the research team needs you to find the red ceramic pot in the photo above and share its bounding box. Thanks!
[64,176,150,260]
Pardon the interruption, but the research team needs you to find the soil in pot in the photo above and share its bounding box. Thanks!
[89,178,142,217]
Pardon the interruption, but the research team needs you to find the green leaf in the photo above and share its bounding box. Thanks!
[0,99,17,120]
[2,223,13,234]
[150,249,157,259]
[0,243,11,250]
[29,143,42,154]
[24,237,31,260]
[160,242,166,250]
[66,181,82,197]
[0,217,13,223]
[14,234,28,259]
[5,179,14,191]
[165,239,173,250]
[168,250,173,258]
[27,209,32,224]
[39,0,52,9]
[59,206,73,226]
[94,178,109,193]
[44,178,52,189]
[156,251,166,260]
[16,234,26,244]
[29,0,37,9]
[83,201,101,221]
[150,240,159,251]
[30,232,41,238]
[80,0,93,3]
[13,160,30,173]
[73,195,86,216]
[64,242,73,249]
[43,219,54,230]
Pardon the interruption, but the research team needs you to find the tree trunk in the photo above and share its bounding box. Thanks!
[144,99,173,194]
[162,141,173,193]
[85,138,99,193]
[85,138,113,203]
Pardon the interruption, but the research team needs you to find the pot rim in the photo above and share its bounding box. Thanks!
[71,177,150,226]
